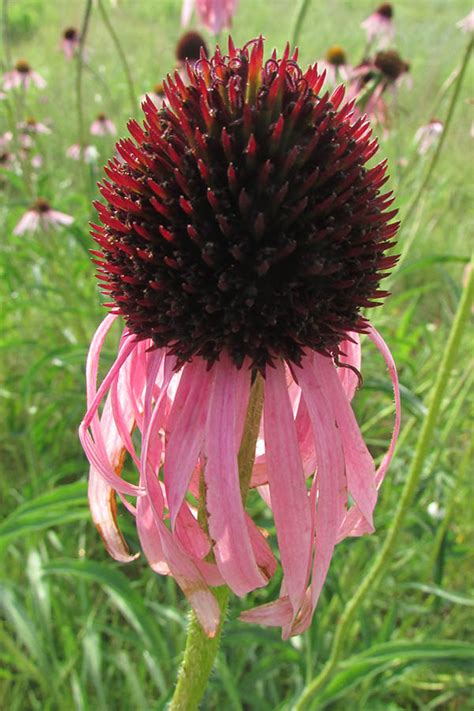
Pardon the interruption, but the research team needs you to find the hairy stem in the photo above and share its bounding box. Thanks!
[170,374,264,710]
[295,258,473,711]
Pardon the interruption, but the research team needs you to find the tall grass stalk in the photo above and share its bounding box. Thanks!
[294,258,473,711]
[97,0,137,115]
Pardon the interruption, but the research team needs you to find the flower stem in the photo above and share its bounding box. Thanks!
[294,258,473,711]
[290,0,312,47]
[170,373,264,710]
[97,0,137,115]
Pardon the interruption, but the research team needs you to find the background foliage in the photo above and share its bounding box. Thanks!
[1,0,473,709]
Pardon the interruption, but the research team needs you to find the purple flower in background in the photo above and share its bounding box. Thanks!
[318,46,352,86]
[90,114,117,136]
[457,10,474,33]
[67,143,99,163]
[415,119,443,155]
[13,199,73,235]
[361,3,395,48]
[3,60,47,90]
[181,0,238,34]
[61,27,81,59]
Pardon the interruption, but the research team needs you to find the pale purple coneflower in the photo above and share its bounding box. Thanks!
[414,119,443,155]
[140,83,166,110]
[3,60,47,90]
[90,114,117,137]
[348,49,411,134]
[0,151,14,170]
[61,27,81,59]
[18,117,51,135]
[181,0,238,34]
[79,38,401,638]
[13,199,73,235]
[361,3,395,48]
[457,10,474,33]
[0,131,13,149]
[67,143,99,163]
[318,46,352,86]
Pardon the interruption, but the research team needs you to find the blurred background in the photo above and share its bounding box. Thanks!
[1,1,473,709]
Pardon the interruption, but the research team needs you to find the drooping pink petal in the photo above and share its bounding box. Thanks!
[138,357,221,637]
[79,316,141,496]
[164,359,212,527]
[337,325,401,542]
[88,391,138,563]
[264,360,312,615]
[368,325,401,486]
[240,595,293,627]
[314,353,377,528]
[288,353,346,635]
[337,332,361,401]
[204,353,267,595]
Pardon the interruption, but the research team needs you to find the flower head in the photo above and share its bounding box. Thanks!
[3,59,47,90]
[61,26,81,59]
[90,113,117,136]
[67,143,99,163]
[361,3,395,48]
[182,0,238,35]
[140,82,166,109]
[13,199,73,235]
[81,38,400,637]
[414,119,443,155]
[318,45,352,86]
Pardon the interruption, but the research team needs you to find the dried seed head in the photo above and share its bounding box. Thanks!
[63,27,78,41]
[93,38,398,370]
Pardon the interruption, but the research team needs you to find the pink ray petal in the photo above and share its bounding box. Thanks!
[288,353,346,635]
[338,331,361,401]
[164,359,212,527]
[204,353,267,595]
[264,360,312,615]
[240,595,293,627]
[337,325,401,542]
[314,353,376,528]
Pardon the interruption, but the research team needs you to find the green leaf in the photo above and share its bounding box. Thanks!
[0,482,89,551]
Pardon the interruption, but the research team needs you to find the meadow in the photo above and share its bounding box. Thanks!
[1,0,473,709]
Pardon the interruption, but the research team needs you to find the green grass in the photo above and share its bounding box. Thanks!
[1,0,473,709]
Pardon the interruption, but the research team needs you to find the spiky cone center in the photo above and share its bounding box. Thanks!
[325,46,347,66]
[93,38,399,370]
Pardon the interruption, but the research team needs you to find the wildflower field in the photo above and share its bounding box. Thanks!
[1,1,473,709]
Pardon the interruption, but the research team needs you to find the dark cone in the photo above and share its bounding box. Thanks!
[93,37,399,370]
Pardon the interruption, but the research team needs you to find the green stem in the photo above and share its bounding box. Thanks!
[290,0,312,47]
[97,0,137,115]
[295,258,473,711]
[170,374,264,710]
[76,0,93,173]
[397,37,473,269]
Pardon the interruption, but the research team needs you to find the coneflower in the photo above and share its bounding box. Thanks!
[3,59,47,90]
[80,38,400,638]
